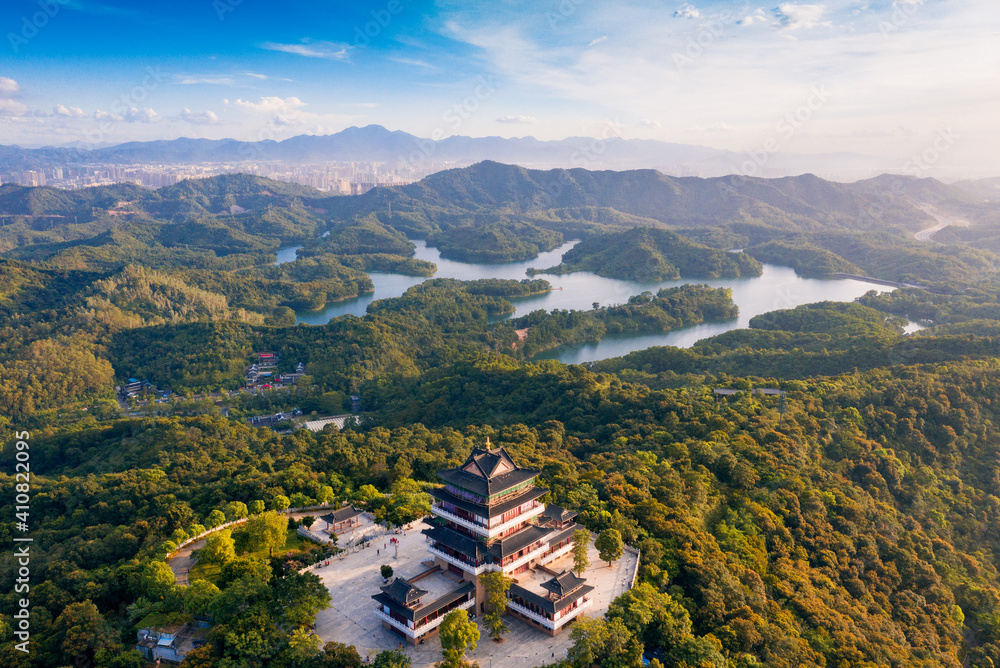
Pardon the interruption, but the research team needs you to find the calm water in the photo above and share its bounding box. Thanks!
[274,246,303,265]
[903,321,929,335]
[284,240,897,362]
[294,241,579,324]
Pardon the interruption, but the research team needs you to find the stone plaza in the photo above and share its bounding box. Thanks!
[309,518,639,668]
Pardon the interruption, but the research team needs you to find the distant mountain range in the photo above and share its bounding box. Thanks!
[2,162,998,285]
[0,124,902,180]
[325,160,990,232]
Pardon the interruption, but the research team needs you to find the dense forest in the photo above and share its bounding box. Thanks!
[5,166,1000,667]
[531,228,762,281]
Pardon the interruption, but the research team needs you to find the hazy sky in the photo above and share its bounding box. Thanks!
[1,0,997,173]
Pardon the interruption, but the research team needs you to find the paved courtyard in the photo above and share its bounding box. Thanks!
[309,519,639,668]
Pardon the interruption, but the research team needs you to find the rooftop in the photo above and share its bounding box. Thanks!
[423,522,555,560]
[431,484,547,519]
[541,570,587,598]
[373,567,475,622]
[321,506,363,524]
[540,504,578,525]
[510,567,593,614]
[437,444,540,497]
[380,578,427,607]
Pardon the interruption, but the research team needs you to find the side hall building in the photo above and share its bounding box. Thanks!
[372,443,593,644]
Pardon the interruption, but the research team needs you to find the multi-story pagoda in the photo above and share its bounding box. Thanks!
[426,445,588,622]
[373,443,592,643]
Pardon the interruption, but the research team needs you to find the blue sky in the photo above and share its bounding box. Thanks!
[1,0,997,173]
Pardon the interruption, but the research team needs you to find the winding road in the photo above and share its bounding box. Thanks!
[913,202,969,241]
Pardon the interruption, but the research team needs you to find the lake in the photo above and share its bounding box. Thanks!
[274,245,303,265]
[284,240,896,363]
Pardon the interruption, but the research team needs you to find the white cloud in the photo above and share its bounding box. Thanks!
[123,107,160,123]
[94,109,123,122]
[674,3,702,19]
[496,114,538,124]
[773,3,830,30]
[179,108,220,124]
[243,72,294,82]
[588,36,607,47]
[738,8,769,25]
[176,75,236,85]
[639,119,662,129]
[0,76,27,115]
[235,96,307,114]
[53,104,87,118]
[262,40,352,61]
[389,57,438,70]
[0,99,29,116]
[0,77,20,96]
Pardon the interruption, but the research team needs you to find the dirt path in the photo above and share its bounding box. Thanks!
[913,202,969,241]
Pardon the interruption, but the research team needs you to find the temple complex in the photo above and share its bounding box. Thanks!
[372,443,594,643]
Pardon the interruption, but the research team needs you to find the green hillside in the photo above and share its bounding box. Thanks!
[533,227,762,281]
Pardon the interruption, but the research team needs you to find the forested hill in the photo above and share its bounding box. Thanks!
[11,164,1000,667]
[0,173,322,219]
[326,160,986,232]
[4,166,1000,283]
[321,161,1000,284]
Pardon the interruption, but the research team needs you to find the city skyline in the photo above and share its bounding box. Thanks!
[2,0,998,177]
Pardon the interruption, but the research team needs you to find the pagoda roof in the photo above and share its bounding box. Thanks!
[490,524,553,559]
[437,445,539,496]
[509,581,594,615]
[320,506,363,524]
[380,578,427,607]
[540,570,587,598]
[545,523,580,548]
[373,580,475,623]
[423,525,489,560]
[431,485,548,518]
[424,523,555,561]
[540,504,578,525]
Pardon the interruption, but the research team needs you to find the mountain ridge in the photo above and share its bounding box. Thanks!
[1,124,895,179]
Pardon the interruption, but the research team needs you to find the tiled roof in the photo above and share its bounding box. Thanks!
[431,485,548,518]
[423,525,489,560]
[373,581,475,622]
[490,524,553,559]
[509,582,594,615]
[437,446,539,496]
[540,504,577,524]
[380,578,427,606]
[540,570,586,598]
[321,506,363,524]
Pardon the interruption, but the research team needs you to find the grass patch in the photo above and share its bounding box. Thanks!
[188,526,312,585]
[188,559,222,583]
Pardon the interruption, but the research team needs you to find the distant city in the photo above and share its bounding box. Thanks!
[0,160,447,193]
